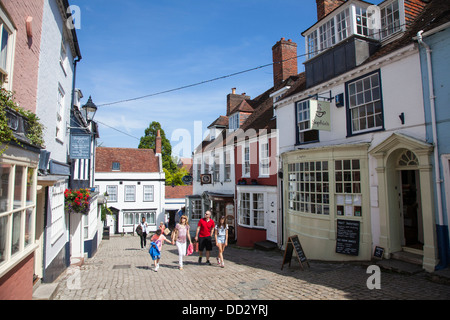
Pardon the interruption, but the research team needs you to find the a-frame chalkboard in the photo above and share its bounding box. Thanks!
[281,235,310,270]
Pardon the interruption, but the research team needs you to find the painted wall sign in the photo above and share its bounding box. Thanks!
[310,99,331,131]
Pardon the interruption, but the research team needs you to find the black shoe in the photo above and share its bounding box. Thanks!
[206,260,211,266]
[198,257,202,264]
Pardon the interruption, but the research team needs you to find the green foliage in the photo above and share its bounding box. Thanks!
[138,121,177,174]
[0,88,45,154]
[164,166,189,186]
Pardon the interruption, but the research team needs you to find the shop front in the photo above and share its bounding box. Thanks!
[281,143,372,262]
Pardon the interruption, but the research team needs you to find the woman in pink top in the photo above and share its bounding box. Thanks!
[172,215,192,270]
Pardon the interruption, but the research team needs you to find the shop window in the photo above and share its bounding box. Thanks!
[335,159,362,217]
[288,161,330,215]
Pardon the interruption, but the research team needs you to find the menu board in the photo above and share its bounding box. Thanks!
[335,219,360,256]
[281,235,310,270]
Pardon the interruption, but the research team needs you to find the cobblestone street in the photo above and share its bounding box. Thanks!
[50,235,450,302]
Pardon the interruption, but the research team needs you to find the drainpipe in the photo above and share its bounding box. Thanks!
[417,30,447,269]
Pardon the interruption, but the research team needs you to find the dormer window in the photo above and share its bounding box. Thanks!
[229,113,240,131]
[112,162,120,171]
[304,0,404,60]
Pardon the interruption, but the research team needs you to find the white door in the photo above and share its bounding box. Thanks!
[266,193,277,243]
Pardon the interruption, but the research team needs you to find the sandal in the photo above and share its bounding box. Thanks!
[217,257,221,265]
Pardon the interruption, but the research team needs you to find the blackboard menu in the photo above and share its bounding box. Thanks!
[281,235,309,270]
[335,219,360,256]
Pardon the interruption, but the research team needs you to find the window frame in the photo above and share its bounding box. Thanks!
[295,98,319,145]
[242,141,250,178]
[259,140,270,177]
[0,161,37,272]
[56,84,65,143]
[143,185,154,202]
[0,8,15,90]
[106,185,118,202]
[345,70,384,137]
[124,185,136,202]
[238,192,265,229]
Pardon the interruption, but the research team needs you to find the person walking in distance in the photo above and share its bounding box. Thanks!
[139,216,148,249]
[215,216,228,268]
[195,211,215,265]
[172,215,192,270]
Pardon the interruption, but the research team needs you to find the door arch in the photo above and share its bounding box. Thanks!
[370,133,438,271]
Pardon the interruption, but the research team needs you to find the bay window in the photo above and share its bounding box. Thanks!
[0,161,37,268]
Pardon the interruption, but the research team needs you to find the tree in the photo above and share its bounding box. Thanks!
[139,121,177,174]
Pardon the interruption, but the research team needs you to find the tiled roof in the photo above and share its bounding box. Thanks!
[208,115,229,128]
[165,185,193,199]
[95,147,160,173]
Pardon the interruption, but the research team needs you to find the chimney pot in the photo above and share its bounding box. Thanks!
[232,88,236,94]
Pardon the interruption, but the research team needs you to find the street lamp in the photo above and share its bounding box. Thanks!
[82,96,97,123]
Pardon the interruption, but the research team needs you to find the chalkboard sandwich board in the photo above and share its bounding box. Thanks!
[335,219,360,256]
[373,246,384,260]
[281,235,310,270]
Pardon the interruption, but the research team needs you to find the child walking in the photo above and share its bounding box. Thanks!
[214,216,228,268]
[172,215,192,270]
[149,229,172,272]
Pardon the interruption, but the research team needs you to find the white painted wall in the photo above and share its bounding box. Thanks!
[36,0,75,163]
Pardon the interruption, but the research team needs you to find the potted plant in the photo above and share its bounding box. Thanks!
[64,188,91,214]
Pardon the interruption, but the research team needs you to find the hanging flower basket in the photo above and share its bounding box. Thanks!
[65,188,91,214]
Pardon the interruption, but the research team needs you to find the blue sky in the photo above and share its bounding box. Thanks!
[71,0,384,158]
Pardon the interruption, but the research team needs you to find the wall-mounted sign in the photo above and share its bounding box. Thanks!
[70,134,91,159]
[310,99,331,131]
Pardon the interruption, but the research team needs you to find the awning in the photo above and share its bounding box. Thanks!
[202,191,234,202]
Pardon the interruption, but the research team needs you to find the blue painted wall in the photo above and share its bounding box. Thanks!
[419,26,450,268]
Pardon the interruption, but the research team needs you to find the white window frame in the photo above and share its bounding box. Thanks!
[0,161,37,275]
[259,141,270,177]
[106,185,118,202]
[347,71,383,135]
[380,0,402,39]
[0,8,15,90]
[124,185,136,202]
[56,84,65,142]
[229,113,240,131]
[242,142,250,178]
[191,199,202,220]
[143,185,154,202]
[213,152,220,182]
[50,182,66,244]
[59,39,67,76]
[224,149,231,181]
[238,192,265,228]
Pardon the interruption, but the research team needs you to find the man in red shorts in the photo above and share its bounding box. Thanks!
[195,210,215,265]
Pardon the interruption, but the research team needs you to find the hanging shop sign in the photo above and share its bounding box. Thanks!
[70,134,91,159]
[310,99,331,131]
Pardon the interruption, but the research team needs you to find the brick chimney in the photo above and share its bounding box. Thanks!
[316,0,345,20]
[155,130,162,154]
[227,88,250,116]
[272,38,298,88]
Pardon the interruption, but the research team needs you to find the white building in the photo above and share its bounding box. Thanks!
[276,0,438,271]
[95,144,165,235]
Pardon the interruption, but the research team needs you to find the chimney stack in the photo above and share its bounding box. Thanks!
[227,88,250,116]
[316,0,345,20]
[155,130,162,154]
[272,38,298,89]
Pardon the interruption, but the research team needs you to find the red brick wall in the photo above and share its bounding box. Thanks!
[272,38,298,88]
[0,253,35,300]
[1,0,44,113]
[316,0,345,20]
